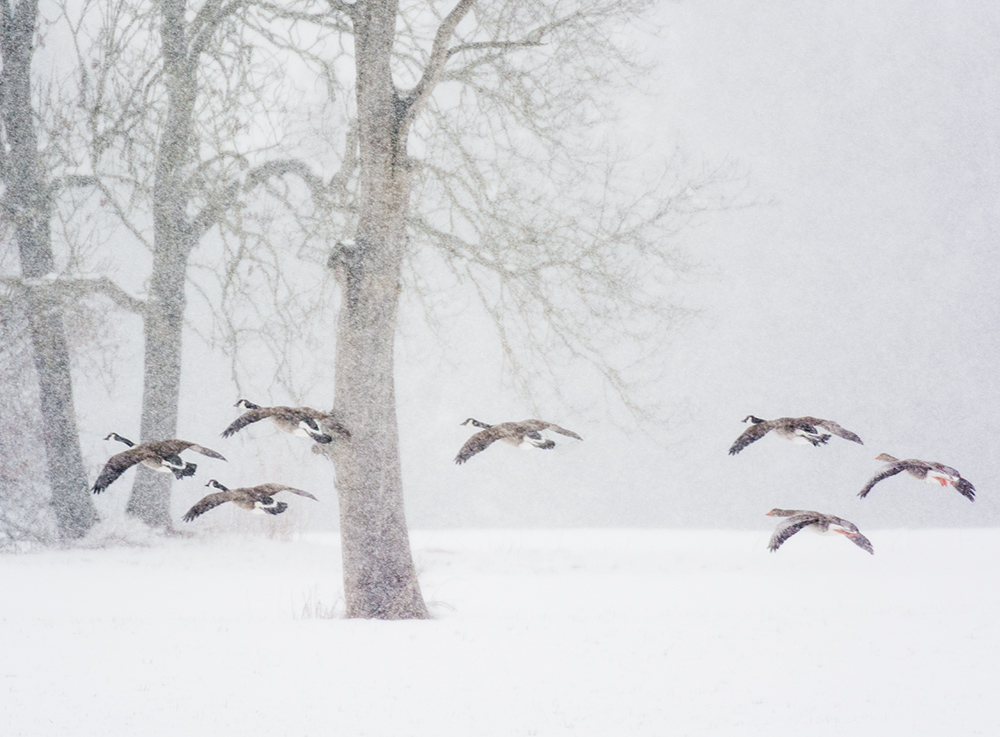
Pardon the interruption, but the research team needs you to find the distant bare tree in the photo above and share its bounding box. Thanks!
[59,0,340,527]
[0,299,58,549]
[0,0,98,538]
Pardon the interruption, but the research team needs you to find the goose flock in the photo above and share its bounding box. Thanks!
[91,399,346,521]
[90,403,975,554]
[727,414,976,555]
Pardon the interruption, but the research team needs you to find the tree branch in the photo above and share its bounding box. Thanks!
[447,39,543,58]
[323,0,355,20]
[400,0,474,122]
[190,158,329,240]
[0,274,145,314]
[189,0,253,62]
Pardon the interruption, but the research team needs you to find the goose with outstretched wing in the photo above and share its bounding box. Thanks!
[729,415,863,455]
[859,453,975,501]
[766,508,874,554]
[454,418,582,464]
[183,480,318,521]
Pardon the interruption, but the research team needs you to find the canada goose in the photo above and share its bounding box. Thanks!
[221,399,350,444]
[766,508,874,554]
[182,479,319,522]
[92,433,227,494]
[728,415,863,455]
[858,453,975,501]
[454,418,583,465]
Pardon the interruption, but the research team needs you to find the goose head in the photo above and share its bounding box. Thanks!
[205,479,229,491]
[743,415,765,425]
[234,398,261,411]
[104,432,135,447]
[875,452,899,463]
[765,508,796,517]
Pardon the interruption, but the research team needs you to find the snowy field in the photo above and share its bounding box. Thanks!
[2,526,997,736]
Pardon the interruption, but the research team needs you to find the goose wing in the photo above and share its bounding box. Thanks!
[808,418,864,445]
[152,439,226,461]
[91,448,143,494]
[454,427,504,464]
[728,422,771,455]
[182,491,234,521]
[926,462,976,501]
[297,409,351,440]
[183,443,226,461]
[767,514,819,552]
[318,416,351,439]
[253,484,318,501]
[539,422,582,441]
[221,409,269,438]
[953,477,976,501]
[514,420,582,440]
[824,514,859,532]
[840,529,875,554]
[858,462,907,498]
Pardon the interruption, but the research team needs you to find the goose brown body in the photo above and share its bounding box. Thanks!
[859,453,975,501]
[221,399,350,444]
[92,433,226,494]
[454,418,582,464]
[182,480,318,521]
[766,508,874,554]
[729,415,863,455]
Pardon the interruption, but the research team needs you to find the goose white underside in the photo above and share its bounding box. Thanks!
[140,459,178,473]
[925,471,956,486]
[253,499,286,515]
[790,429,824,444]
[506,437,555,451]
[291,419,324,439]
[264,416,315,437]
[499,437,533,450]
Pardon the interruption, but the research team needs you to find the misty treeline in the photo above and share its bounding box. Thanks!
[1,0,728,617]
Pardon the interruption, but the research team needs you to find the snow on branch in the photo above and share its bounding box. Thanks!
[0,274,145,314]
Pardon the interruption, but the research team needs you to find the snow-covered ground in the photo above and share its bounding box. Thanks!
[2,527,996,736]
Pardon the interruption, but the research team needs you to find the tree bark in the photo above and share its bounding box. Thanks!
[1,0,97,539]
[125,0,197,527]
[328,0,428,619]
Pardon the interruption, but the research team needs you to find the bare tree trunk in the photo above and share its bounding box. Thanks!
[329,0,428,619]
[125,0,196,528]
[1,0,97,539]
[125,247,188,527]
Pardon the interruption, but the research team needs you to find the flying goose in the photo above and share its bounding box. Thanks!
[182,479,318,521]
[728,415,863,455]
[766,508,874,554]
[454,418,583,465]
[221,399,350,444]
[92,433,226,494]
[858,453,975,501]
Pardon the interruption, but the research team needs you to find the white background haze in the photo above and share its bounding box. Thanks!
[71,0,999,533]
[5,3,999,736]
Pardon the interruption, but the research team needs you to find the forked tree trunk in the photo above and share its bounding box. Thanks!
[1,0,97,538]
[328,0,428,619]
